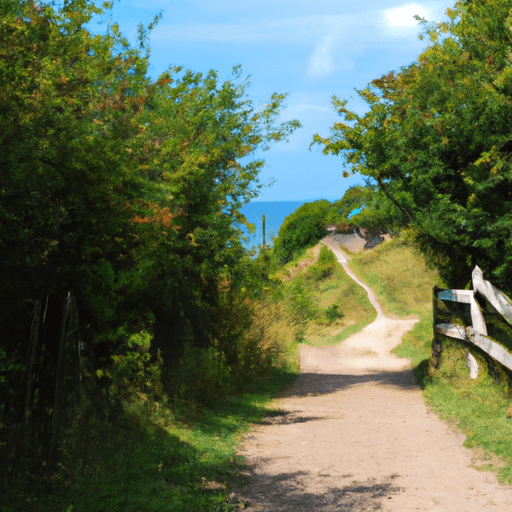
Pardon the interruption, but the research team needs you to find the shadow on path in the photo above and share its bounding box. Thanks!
[286,367,419,397]
[234,470,404,511]
[235,239,426,511]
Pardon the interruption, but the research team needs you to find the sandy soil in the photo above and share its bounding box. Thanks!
[235,237,512,511]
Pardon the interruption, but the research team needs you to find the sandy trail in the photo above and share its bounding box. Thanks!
[236,237,512,511]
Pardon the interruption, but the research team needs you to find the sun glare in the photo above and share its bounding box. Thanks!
[385,4,429,27]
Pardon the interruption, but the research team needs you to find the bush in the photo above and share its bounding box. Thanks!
[108,331,164,400]
[170,345,232,408]
[287,276,319,325]
[232,327,282,387]
[307,245,337,280]
[273,200,333,263]
[324,303,344,324]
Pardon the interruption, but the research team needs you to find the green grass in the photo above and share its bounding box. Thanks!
[346,238,512,484]
[349,238,443,318]
[422,338,512,483]
[304,262,375,347]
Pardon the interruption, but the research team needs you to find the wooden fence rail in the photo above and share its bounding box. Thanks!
[433,266,512,379]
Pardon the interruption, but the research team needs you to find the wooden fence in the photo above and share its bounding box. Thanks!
[433,266,512,379]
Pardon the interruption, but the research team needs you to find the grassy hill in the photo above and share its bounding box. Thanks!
[254,243,375,354]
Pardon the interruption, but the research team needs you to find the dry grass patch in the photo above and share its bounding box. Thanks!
[349,239,442,318]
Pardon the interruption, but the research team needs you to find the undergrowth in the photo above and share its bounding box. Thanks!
[3,294,298,511]
[5,365,298,512]
[6,243,377,512]
[15,236,512,511]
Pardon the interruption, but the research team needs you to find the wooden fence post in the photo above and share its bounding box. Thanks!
[431,286,442,369]
[47,292,73,476]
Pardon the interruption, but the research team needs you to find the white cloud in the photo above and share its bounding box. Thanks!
[282,101,332,121]
[385,4,429,27]
[120,1,448,47]
[308,36,336,77]
[150,5,445,80]
[294,103,332,114]
[152,13,368,44]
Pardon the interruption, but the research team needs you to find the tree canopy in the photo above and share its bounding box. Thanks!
[314,0,512,289]
[0,0,299,484]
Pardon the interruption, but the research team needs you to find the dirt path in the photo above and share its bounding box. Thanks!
[236,237,512,511]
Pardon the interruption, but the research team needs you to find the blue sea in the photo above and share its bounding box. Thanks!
[240,200,308,251]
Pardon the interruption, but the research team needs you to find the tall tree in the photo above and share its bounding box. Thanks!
[0,0,300,481]
[0,0,157,480]
[314,0,512,289]
[129,66,300,366]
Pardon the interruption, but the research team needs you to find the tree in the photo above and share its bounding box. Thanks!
[332,185,394,237]
[124,66,300,368]
[314,0,512,289]
[0,0,300,484]
[0,0,155,479]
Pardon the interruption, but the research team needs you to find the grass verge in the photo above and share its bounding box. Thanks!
[11,247,360,512]
[422,338,512,483]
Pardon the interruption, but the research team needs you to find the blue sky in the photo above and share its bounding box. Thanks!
[104,1,454,202]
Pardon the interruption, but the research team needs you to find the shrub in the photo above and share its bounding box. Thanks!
[307,245,337,280]
[170,345,232,408]
[273,200,333,263]
[324,303,344,324]
[232,327,282,387]
[287,276,319,325]
[108,331,164,400]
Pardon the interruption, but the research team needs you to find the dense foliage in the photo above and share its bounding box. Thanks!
[330,185,393,236]
[314,0,512,289]
[270,186,393,264]
[272,200,334,263]
[0,0,299,496]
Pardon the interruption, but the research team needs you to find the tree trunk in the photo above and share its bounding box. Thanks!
[46,292,72,475]
[21,300,42,443]
[72,297,82,405]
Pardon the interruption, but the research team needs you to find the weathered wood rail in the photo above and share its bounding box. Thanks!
[433,266,512,379]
